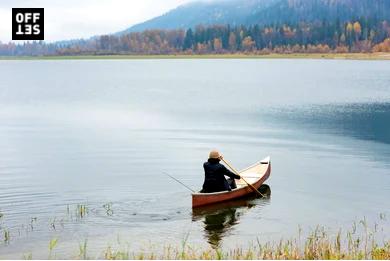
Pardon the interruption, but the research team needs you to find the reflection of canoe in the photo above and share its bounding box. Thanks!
[192,196,257,221]
[192,157,271,208]
[192,195,271,248]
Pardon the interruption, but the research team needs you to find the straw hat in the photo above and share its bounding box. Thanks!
[209,150,222,159]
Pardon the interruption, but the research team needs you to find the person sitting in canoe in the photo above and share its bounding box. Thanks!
[201,150,241,193]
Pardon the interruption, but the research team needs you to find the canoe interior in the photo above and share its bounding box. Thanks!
[192,156,271,208]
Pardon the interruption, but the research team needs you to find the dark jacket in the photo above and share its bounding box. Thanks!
[201,158,241,193]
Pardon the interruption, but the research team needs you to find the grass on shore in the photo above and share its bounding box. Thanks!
[101,238,390,260]
[2,205,389,259]
[102,225,390,260]
[21,222,390,260]
[1,52,390,60]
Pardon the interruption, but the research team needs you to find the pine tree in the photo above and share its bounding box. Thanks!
[183,28,194,50]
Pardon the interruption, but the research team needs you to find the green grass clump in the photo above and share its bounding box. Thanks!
[372,242,390,259]
[48,238,58,259]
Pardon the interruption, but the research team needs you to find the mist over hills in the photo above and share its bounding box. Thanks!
[124,0,390,33]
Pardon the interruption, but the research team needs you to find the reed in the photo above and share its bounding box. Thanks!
[78,239,88,259]
[100,238,389,260]
[97,221,389,260]
[1,205,388,260]
[30,217,37,231]
[48,238,58,259]
[3,229,10,243]
[76,204,88,218]
[103,203,114,216]
[23,252,32,260]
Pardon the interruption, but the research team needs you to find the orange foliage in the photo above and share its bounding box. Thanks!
[373,38,390,52]
[242,36,255,51]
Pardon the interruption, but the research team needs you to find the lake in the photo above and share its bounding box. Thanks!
[0,59,389,258]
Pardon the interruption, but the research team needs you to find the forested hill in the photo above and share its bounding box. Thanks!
[124,0,390,33]
[123,0,279,32]
[2,0,390,56]
[247,0,390,25]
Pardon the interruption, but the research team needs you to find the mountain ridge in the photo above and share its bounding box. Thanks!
[122,0,390,34]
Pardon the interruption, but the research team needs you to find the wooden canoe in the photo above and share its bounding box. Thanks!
[192,156,271,208]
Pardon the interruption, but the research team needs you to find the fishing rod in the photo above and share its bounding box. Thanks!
[163,172,195,193]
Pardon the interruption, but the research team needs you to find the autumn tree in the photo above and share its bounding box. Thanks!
[373,38,390,52]
[213,38,223,53]
[242,36,255,52]
[228,32,237,51]
[2,17,390,56]
[353,21,362,41]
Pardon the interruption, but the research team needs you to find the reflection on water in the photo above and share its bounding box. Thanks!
[0,60,389,257]
[267,102,390,145]
[192,195,270,248]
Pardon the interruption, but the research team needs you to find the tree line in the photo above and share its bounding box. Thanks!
[1,18,390,56]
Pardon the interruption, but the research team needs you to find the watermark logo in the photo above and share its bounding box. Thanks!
[12,8,44,40]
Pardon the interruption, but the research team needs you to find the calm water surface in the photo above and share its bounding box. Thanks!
[0,59,389,258]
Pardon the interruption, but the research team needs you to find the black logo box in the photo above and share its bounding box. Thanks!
[12,8,44,40]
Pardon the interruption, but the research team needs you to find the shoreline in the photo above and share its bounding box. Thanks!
[1,52,390,60]
[1,205,389,259]
[1,224,389,260]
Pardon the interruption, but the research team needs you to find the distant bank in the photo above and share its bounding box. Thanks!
[2,52,390,60]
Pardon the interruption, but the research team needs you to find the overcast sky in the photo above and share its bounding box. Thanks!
[0,0,192,43]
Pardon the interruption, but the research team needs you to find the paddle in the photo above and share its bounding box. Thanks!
[221,157,266,198]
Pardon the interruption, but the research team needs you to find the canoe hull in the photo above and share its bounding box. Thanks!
[192,157,271,208]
